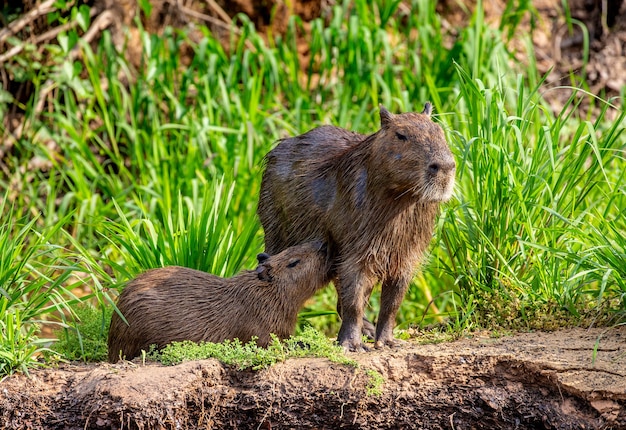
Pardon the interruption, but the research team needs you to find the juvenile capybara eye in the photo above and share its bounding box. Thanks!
[428,163,440,174]
[395,132,408,141]
[287,259,300,268]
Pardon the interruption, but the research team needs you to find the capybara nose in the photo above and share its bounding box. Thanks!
[429,157,455,176]
[256,252,271,263]
[428,163,440,175]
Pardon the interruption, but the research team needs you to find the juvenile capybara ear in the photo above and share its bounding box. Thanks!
[421,102,433,116]
[379,105,394,128]
[255,264,273,282]
[257,252,270,264]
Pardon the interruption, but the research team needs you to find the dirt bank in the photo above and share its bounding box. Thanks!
[1,326,624,429]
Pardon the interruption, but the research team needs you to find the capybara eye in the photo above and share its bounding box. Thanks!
[395,132,408,141]
[287,259,300,268]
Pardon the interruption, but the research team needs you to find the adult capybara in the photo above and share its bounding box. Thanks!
[107,241,330,362]
[257,103,456,351]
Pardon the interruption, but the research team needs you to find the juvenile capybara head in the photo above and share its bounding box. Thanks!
[369,103,456,202]
[253,241,330,301]
[107,241,330,362]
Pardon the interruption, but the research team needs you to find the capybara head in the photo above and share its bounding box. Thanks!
[370,103,456,202]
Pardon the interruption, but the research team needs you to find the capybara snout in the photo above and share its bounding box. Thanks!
[108,241,331,363]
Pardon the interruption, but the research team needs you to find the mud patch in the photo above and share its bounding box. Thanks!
[1,326,624,429]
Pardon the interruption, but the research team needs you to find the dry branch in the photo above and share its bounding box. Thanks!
[179,3,255,51]
[0,0,58,43]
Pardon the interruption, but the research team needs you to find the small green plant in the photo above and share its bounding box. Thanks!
[151,326,356,370]
[0,309,56,377]
[51,304,113,362]
[365,369,385,396]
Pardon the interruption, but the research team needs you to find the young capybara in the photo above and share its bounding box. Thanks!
[107,241,330,363]
[257,103,456,351]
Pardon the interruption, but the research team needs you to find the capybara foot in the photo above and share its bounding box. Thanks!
[337,323,370,352]
[340,339,370,353]
[374,337,406,349]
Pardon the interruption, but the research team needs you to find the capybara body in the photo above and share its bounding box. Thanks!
[107,241,330,362]
[257,104,456,350]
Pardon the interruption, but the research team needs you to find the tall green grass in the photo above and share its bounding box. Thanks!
[0,0,624,375]
[430,70,626,329]
[103,178,260,281]
[0,202,82,375]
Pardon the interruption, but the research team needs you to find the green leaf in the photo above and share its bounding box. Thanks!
[77,5,91,32]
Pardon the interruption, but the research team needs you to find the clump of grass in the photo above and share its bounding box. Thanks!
[151,326,357,370]
[0,309,53,378]
[430,70,626,330]
[365,369,385,396]
[0,202,82,376]
[102,177,261,282]
[51,304,113,362]
[567,206,626,309]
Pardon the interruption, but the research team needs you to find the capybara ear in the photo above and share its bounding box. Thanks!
[315,241,327,254]
[255,264,273,282]
[257,252,270,264]
[421,102,433,117]
[379,105,393,127]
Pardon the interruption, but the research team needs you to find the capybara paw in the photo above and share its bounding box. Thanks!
[374,337,406,349]
[338,335,370,352]
[341,341,370,353]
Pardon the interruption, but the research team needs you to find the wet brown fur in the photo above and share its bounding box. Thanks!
[257,105,456,350]
[107,242,330,362]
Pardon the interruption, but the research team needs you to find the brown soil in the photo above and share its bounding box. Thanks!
[2,326,625,429]
[525,0,626,117]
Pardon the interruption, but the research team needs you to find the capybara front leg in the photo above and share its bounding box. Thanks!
[375,276,411,348]
[335,278,376,340]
